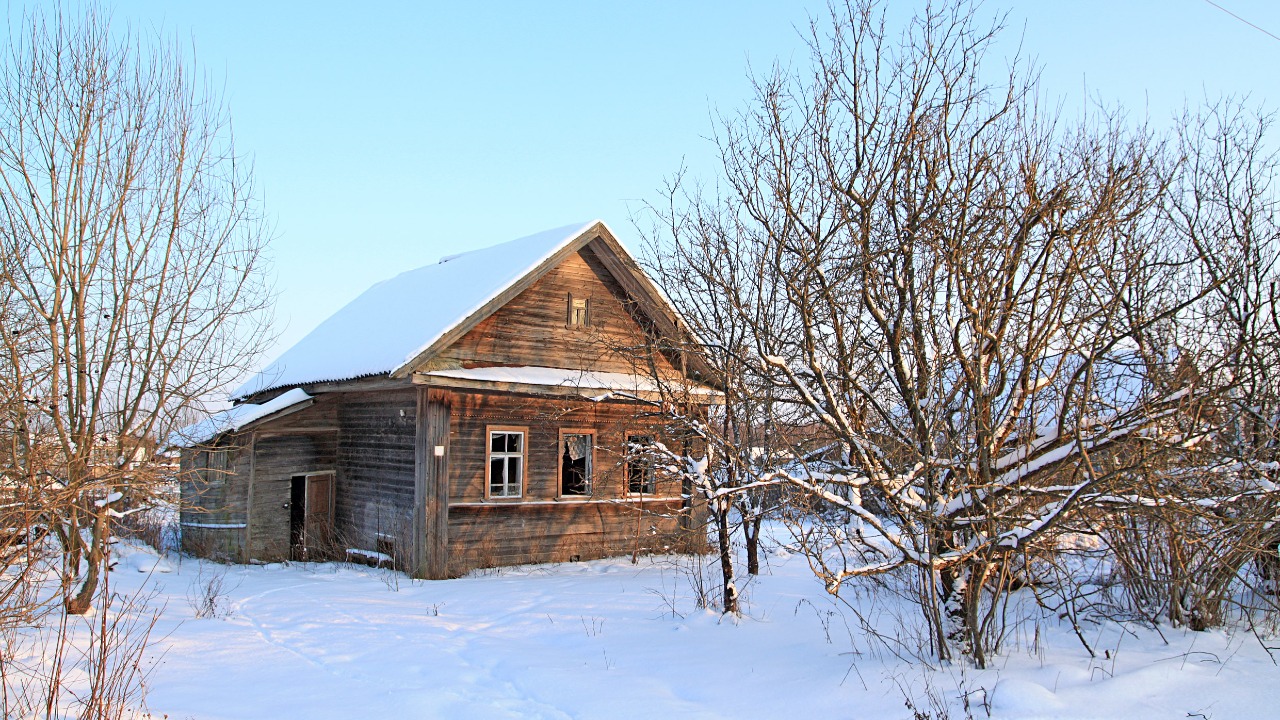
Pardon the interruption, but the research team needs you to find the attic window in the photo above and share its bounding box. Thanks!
[568,294,589,327]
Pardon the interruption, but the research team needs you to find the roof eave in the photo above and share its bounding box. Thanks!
[411,371,722,405]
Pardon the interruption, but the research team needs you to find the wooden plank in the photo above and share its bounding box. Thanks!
[423,388,451,579]
[412,387,451,579]
[255,427,341,437]
[410,373,705,404]
[413,390,428,577]
[238,375,414,404]
[304,473,335,552]
[245,432,256,563]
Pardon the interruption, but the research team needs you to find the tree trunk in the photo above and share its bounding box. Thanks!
[64,507,107,615]
[715,499,739,614]
[743,509,761,576]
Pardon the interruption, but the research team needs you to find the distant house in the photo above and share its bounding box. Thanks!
[173,221,716,578]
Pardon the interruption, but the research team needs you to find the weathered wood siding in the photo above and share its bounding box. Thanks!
[248,433,337,560]
[334,389,417,561]
[444,389,700,574]
[182,398,342,563]
[447,391,676,501]
[416,388,451,579]
[423,245,682,376]
[447,500,687,574]
[179,437,251,561]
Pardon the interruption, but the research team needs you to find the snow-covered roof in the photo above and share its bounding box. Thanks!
[233,222,601,399]
[170,389,313,447]
[422,366,720,399]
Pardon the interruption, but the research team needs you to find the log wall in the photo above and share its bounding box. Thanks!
[444,389,700,574]
[447,499,687,575]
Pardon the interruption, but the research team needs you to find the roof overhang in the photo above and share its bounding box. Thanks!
[412,366,722,405]
[169,388,315,448]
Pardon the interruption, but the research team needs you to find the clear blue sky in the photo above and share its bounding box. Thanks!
[100,1,1280,377]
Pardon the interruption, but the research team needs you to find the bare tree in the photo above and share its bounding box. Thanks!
[0,4,272,616]
[1102,99,1280,630]
[646,0,1225,666]
[639,180,812,615]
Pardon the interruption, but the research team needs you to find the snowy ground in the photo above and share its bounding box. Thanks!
[85,532,1278,719]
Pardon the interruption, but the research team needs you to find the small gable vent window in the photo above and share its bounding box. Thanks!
[568,294,590,328]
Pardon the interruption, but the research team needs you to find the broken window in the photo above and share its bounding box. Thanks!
[488,429,524,498]
[560,432,593,496]
[626,434,656,494]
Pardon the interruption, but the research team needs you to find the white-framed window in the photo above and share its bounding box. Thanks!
[487,428,525,499]
[559,429,594,497]
[626,434,656,495]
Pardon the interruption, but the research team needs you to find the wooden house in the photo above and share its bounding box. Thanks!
[174,221,716,578]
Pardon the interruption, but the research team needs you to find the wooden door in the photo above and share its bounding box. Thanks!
[304,473,334,555]
[291,472,334,560]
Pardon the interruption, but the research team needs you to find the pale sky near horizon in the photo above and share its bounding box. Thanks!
[95,1,1280,383]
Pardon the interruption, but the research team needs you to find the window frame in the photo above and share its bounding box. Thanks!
[625,432,658,496]
[557,427,596,499]
[485,426,527,501]
[206,448,229,486]
[566,292,590,328]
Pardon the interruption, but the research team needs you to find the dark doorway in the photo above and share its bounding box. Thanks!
[289,475,306,560]
[289,472,334,561]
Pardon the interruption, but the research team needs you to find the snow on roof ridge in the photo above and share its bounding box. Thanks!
[231,221,604,400]
[441,220,599,265]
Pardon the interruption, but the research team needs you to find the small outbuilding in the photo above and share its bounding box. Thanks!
[174,221,715,577]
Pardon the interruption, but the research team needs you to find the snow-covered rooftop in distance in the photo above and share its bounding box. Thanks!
[233,222,599,399]
[422,366,719,398]
[170,389,313,447]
